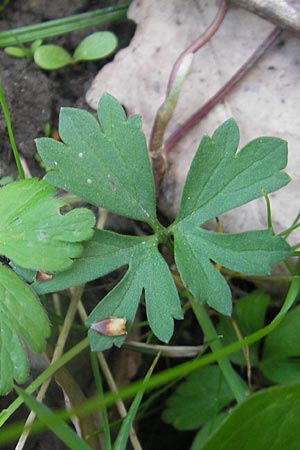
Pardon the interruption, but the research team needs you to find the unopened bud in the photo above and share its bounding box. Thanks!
[90,317,127,337]
[36,270,53,282]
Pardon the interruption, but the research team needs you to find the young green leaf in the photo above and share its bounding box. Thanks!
[36,94,157,227]
[4,46,28,58]
[73,31,117,62]
[0,265,50,395]
[200,383,300,450]
[0,178,95,271]
[34,44,73,70]
[171,120,290,315]
[162,365,235,430]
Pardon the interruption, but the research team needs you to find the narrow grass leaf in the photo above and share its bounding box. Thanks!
[15,387,93,450]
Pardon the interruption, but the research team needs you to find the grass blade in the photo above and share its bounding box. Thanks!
[15,387,93,450]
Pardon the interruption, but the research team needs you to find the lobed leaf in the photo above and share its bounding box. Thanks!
[36,93,157,226]
[33,230,182,349]
[174,119,290,227]
[0,178,95,271]
[171,120,290,315]
[162,365,234,430]
[0,265,50,395]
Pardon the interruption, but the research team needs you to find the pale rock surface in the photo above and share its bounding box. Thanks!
[86,0,300,245]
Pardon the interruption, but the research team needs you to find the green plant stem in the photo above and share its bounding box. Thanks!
[189,296,246,403]
[90,352,111,450]
[113,354,160,450]
[0,4,129,47]
[0,80,25,179]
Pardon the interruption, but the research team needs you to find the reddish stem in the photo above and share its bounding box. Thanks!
[166,0,228,96]
[164,27,282,156]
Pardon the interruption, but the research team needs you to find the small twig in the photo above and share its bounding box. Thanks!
[164,27,282,156]
[15,285,85,450]
[231,318,252,389]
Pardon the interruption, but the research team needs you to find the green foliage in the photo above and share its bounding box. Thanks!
[34,93,290,353]
[260,306,300,383]
[16,387,93,450]
[0,265,50,394]
[0,178,95,271]
[162,365,235,430]
[0,178,95,394]
[200,383,300,450]
[217,290,270,365]
[5,31,118,70]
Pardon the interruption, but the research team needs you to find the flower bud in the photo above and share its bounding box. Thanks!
[36,270,53,282]
[90,317,127,336]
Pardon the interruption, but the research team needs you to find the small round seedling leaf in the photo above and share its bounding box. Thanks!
[4,46,28,58]
[30,39,43,52]
[34,44,73,70]
[73,31,117,62]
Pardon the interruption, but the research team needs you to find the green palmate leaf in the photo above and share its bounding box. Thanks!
[200,383,300,450]
[260,306,300,384]
[171,119,290,315]
[0,265,50,395]
[173,227,289,315]
[0,178,95,271]
[162,365,234,430]
[218,291,270,366]
[73,31,117,62]
[34,230,182,349]
[174,119,290,227]
[36,93,157,227]
[33,44,73,69]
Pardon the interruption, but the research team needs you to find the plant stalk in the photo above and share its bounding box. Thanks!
[189,296,246,403]
[0,4,129,47]
[0,80,25,179]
